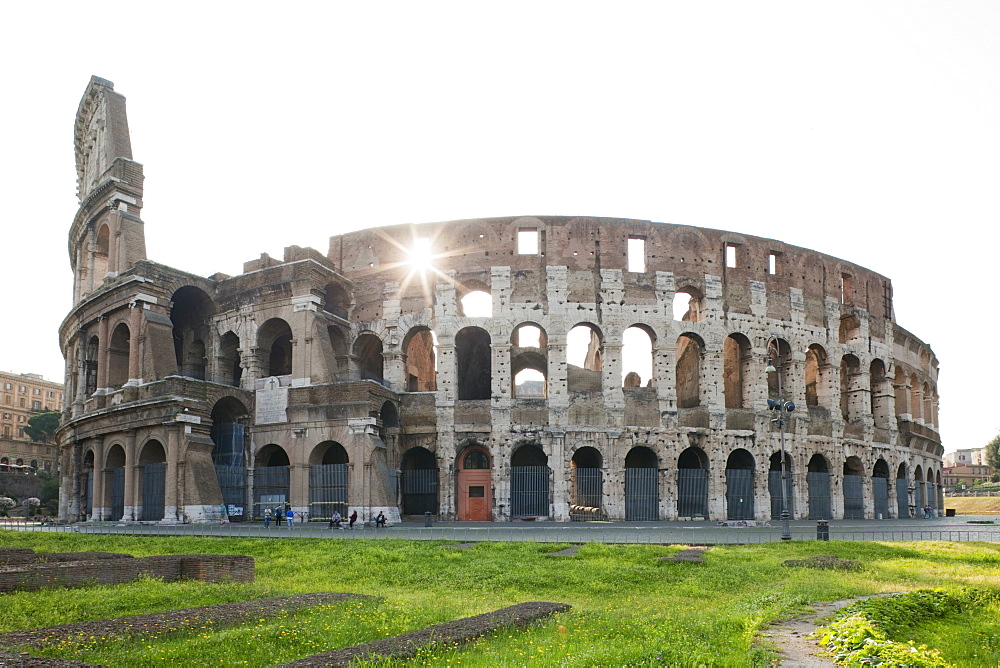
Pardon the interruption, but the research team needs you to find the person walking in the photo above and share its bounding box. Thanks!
[263,506,272,528]
[286,507,295,529]
[349,509,358,529]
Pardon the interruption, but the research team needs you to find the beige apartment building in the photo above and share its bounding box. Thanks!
[0,371,64,473]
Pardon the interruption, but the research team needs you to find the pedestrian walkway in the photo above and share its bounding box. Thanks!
[2,515,997,545]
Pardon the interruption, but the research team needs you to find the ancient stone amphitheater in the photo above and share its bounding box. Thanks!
[57,77,942,525]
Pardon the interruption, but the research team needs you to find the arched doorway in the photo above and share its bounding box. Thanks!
[400,447,439,516]
[768,451,794,520]
[896,463,909,518]
[913,465,925,511]
[725,449,755,520]
[807,454,831,519]
[843,456,865,519]
[211,398,249,518]
[105,444,126,521]
[570,447,604,519]
[255,445,290,518]
[873,459,890,519]
[510,444,549,518]
[309,442,348,520]
[677,447,708,518]
[625,447,659,520]
[138,440,166,521]
[457,446,492,521]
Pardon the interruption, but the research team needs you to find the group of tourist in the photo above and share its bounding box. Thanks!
[262,505,296,528]
[258,505,388,529]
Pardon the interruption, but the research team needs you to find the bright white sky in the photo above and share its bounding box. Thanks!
[2,2,998,455]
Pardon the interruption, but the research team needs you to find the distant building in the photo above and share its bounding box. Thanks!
[944,448,987,468]
[0,371,64,473]
[942,464,993,490]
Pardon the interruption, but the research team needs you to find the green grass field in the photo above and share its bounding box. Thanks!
[1,532,999,666]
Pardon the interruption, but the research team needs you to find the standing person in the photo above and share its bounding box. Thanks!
[924,504,933,519]
[263,506,272,528]
[349,509,358,529]
[219,505,227,524]
[286,507,295,529]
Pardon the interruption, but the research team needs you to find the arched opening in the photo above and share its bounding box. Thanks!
[843,456,865,519]
[456,326,492,400]
[672,287,702,322]
[105,443,126,521]
[255,444,290,519]
[913,464,925,511]
[138,440,166,521]
[805,344,830,409]
[459,289,492,317]
[676,334,703,408]
[622,326,654,388]
[170,286,215,380]
[512,323,547,398]
[923,383,933,428]
[894,367,909,416]
[211,397,249,518]
[107,323,130,389]
[259,319,293,377]
[218,332,242,387]
[896,462,909,518]
[910,374,922,422]
[513,323,545,348]
[309,441,349,520]
[323,282,350,319]
[400,447,438,516]
[807,454,831,519]
[85,336,99,396]
[354,333,384,383]
[723,333,752,408]
[677,447,709,518]
[510,444,549,518]
[768,451,794,520]
[725,449,755,520]
[840,355,863,422]
[570,447,603,517]
[873,459,890,519]
[766,338,792,402]
[625,446,659,521]
[93,223,110,287]
[379,401,400,430]
[567,324,602,392]
[403,327,437,392]
[925,467,936,513]
[457,446,492,521]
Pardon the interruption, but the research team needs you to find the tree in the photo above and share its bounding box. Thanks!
[24,411,60,444]
[986,434,1000,470]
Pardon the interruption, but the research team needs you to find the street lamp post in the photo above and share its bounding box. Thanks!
[765,336,794,541]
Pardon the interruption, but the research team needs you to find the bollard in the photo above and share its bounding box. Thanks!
[424,511,433,527]
[816,520,829,541]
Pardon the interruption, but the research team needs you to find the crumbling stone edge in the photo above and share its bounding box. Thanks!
[279,601,572,667]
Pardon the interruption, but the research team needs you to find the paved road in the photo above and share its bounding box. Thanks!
[4,515,998,545]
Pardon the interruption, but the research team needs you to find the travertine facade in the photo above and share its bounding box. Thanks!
[57,77,943,523]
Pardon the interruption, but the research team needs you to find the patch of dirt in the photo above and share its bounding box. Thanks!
[279,601,571,667]
[782,555,859,570]
[662,546,711,563]
[0,593,367,650]
[546,545,581,557]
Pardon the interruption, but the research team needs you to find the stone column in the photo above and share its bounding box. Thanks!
[122,430,136,521]
[162,427,180,522]
[127,304,142,384]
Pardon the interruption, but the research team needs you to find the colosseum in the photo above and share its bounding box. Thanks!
[57,76,943,524]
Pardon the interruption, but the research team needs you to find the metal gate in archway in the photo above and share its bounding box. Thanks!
[310,464,349,519]
[768,471,794,520]
[896,478,909,517]
[872,477,889,519]
[401,467,439,515]
[677,468,708,518]
[510,466,549,517]
[843,475,864,519]
[255,466,290,516]
[807,472,831,519]
[110,467,125,520]
[726,469,754,520]
[84,470,94,518]
[625,468,658,520]
[140,462,166,521]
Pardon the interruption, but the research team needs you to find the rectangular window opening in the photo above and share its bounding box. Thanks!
[469,486,485,498]
[517,229,539,255]
[627,236,646,273]
[841,273,853,304]
[725,244,737,269]
[768,252,778,275]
